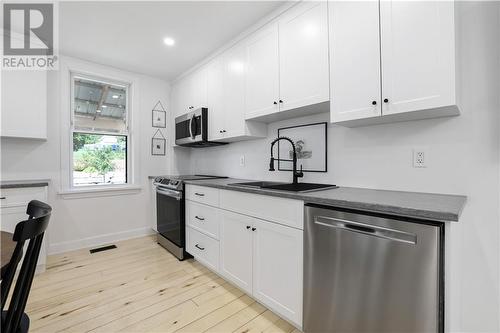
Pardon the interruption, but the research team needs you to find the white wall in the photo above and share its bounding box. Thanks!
[0,56,180,253]
[189,2,500,332]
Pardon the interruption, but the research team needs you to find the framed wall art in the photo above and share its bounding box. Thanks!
[152,100,166,128]
[277,122,327,173]
[151,129,166,156]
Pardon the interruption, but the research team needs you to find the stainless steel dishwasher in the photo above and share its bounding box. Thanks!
[304,204,444,333]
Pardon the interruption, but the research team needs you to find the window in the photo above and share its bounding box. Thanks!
[71,75,130,187]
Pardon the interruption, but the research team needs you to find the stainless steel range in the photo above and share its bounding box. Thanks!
[153,175,226,260]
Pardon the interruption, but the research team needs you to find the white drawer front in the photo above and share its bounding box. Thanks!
[187,227,219,272]
[186,201,220,240]
[0,187,47,208]
[186,185,219,207]
[220,189,304,229]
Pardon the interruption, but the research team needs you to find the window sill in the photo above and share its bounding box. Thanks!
[58,185,142,199]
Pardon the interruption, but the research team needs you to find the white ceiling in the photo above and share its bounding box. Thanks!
[60,1,286,81]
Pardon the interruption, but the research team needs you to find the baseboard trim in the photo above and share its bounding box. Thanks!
[48,227,155,255]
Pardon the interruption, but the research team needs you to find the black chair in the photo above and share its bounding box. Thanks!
[1,200,52,333]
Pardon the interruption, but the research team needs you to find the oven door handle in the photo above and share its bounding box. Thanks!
[156,188,182,200]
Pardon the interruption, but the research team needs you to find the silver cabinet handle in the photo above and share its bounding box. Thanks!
[195,216,205,221]
[195,244,205,251]
[314,216,417,245]
[194,192,205,197]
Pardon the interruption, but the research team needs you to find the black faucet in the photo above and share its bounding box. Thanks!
[269,136,304,184]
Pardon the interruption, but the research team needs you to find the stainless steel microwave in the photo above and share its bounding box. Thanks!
[175,108,227,147]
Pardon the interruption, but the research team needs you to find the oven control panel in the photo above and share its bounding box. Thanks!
[153,177,182,191]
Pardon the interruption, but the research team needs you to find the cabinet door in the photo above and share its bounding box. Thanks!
[191,67,208,110]
[329,1,382,122]
[279,1,329,112]
[170,83,181,117]
[223,44,247,138]
[219,210,253,294]
[173,78,190,116]
[206,58,225,140]
[182,68,208,112]
[252,219,303,327]
[380,1,455,115]
[245,24,280,118]
[1,70,47,139]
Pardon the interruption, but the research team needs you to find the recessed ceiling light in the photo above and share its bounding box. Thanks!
[163,37,175,46]
[96,109,101,113]
[102,105,107,108]
[112,95,119,99]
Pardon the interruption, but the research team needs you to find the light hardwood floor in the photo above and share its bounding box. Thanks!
[27,235,301,333]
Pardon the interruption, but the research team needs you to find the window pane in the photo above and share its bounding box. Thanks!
[74,77,127,133]
[73,133,127,186]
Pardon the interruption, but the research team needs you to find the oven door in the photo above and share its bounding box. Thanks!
[156,187,184,250]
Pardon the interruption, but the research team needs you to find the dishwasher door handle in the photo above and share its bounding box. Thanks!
[314,216,417,245]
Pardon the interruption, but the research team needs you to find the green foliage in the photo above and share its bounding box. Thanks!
[73,133,100,151]
[82,146,115,177]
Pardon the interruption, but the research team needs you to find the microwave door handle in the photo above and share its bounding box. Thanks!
[190,115,197,139]
[189,116,193,139]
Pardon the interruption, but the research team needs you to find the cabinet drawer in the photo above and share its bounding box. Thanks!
[0,187,47,208]
[220,189,304,229]
[187,227,219,272]
[186,201,220,239]
[186,185,219,207]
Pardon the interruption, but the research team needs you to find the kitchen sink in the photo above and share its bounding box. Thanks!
[229,181,337,193]
[262,183,338,192]
[229,181,286,188]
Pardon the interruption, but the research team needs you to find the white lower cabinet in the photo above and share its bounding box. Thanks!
[0,185,49,272]
[219,210,254,294]
[252,218,303,326]
[186,227,220,272]
[185,185,303,329]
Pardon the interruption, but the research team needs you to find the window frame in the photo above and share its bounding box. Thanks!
[69,72,132,189]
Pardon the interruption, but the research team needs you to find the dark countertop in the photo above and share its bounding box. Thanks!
[0,179,50,189]
[184,178,467,222]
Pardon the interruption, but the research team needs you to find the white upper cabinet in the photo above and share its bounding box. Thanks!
[278,1,329,113]
[174,44,266,143]
[206,58,225,141]
[206,44,267,142]
[330,0,459,126]
[172,67,208,117]
[172,76,189,116]
[329,1,381,122]
[245,23,280,119]
[1,70,48,139]
[245,2,330,122]
[186,67,208,111]
[379,1,455,116]
[222,43,249,138]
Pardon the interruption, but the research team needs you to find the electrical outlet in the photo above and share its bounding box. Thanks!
[413,148,427,168]
[239,155,245,167]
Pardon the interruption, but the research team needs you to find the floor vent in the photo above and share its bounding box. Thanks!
[89,244,117,254]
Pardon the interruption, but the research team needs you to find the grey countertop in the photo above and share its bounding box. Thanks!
[0,179,50,189]
[184,178,467,222]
